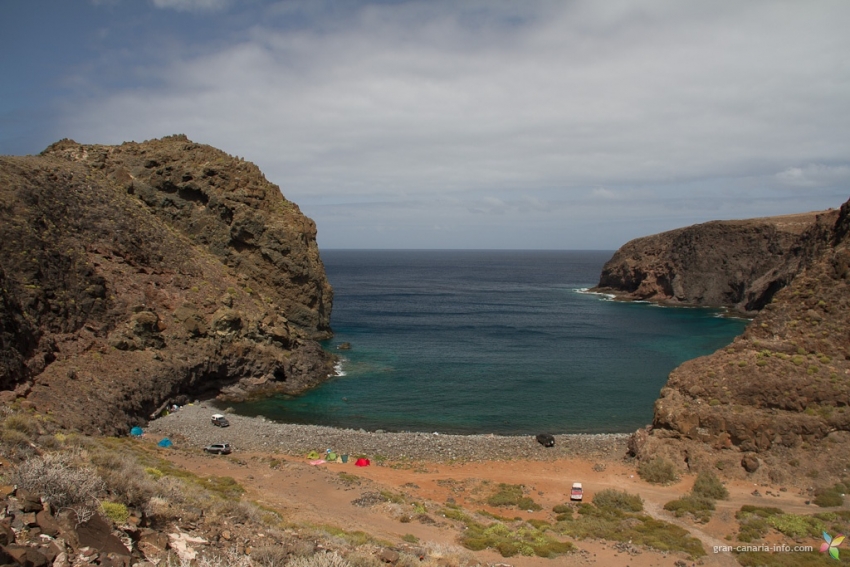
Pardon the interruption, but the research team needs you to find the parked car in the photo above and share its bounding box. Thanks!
[570,482,583,501]
[211,414,230,427]
[204,443,232,455]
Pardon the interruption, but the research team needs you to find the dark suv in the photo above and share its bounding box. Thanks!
[204,443,232,455]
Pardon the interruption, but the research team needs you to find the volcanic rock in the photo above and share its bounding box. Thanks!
[593,209,838,314]
[621,197,850,482]
[0,136,334,434]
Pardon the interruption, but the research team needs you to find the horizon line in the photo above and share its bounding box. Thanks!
[320,248,617,252]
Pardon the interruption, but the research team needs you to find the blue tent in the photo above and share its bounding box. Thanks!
[157,438,173,448]
[130,426,143,437]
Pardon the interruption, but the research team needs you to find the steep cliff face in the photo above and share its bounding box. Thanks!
[0,135,334,434]
[593,210,838,314]
[627,198,850,483]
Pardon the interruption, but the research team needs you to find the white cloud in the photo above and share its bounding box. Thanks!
[775,164,850,188]
[151,0,229,12]
[591,188,617,200]
[57,0,850,247]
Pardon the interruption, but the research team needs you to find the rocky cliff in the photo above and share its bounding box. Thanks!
[593,210,838,314]
[0,135,334,434]
[624,198,850,483]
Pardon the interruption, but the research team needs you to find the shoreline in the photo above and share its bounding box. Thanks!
[587,286,758,318]
[146,403,632,462]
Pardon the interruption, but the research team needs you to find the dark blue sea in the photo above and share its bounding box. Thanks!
[227,250,749,434]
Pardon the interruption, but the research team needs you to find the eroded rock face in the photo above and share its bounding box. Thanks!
[626,198,850,482]
[593,210,838,314]
[0,135,334,434]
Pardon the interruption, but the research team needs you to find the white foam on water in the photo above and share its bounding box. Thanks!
[574,288,615,300]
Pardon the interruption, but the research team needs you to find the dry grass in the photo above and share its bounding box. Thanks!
[7,451,105,511]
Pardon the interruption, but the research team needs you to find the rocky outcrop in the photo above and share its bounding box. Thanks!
[626,198,850,483]
[592,210,838,314]
[0,135,334,434]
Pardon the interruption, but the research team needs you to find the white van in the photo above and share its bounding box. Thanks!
[570,482,583,501]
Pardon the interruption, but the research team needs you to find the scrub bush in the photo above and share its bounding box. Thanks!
[638,457,678,485]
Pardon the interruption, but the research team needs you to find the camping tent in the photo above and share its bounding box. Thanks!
[130,426,143,437]
[354,458,370,467]
[157,438,173,448]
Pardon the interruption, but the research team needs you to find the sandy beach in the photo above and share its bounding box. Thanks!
[144,404,833,567]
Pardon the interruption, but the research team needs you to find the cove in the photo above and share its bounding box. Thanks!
[223,250,749,434]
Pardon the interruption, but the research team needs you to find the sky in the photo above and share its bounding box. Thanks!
[2,1,850,250]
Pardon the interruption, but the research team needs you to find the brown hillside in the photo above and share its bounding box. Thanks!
[0,135,334,434]
[593,209,838,314]
[628,197,850,484]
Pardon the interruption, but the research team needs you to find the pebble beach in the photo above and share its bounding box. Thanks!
[145,403,631,462]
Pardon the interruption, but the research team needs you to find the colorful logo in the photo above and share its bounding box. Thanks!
[821,531,845,560]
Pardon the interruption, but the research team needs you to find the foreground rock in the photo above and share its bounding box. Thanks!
[0,136,334,435]
[627,198,850,485]
[592,209,838,314]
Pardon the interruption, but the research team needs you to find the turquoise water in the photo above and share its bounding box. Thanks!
[226,250,749,434]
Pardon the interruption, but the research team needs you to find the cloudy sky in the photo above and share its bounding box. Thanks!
[3,1,849,249]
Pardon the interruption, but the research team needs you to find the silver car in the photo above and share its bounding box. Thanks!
[204,443,232,455]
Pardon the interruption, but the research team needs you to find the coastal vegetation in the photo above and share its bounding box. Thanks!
[637,456,679,484]
[663,470,728,523]
[812,480,849,507]
[485,483,542,511]
[555,490,705,558]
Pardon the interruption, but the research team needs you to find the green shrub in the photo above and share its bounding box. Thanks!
[557,508,704,558]
[204,476,245,499]
[592,489,643,512]
[663,495,715,523]
[100,501,129,524]
[1,428,34,451]
[737,517,769,542]
[638,457,679,485]
[90,448,157,507]
[737,505,784,518]
[691,470,728,500]
[813,489,843,507]
[145,467,164,480]
[766,514,825,539]
[3,414,40,437]
[486,484,542,511]
[459,519,574,558]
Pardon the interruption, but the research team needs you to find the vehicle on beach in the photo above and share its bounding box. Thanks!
[570,482,583,501]
[204,443,232,455]
[211,414,230,427]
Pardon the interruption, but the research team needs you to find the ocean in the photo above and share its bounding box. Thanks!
[225,250,749,434]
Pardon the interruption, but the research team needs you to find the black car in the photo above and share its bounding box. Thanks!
[211,414,230,427]
[204,443,232,455]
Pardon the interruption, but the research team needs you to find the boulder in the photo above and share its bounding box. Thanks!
[3,544,49,567]
[74,515,131,557]
[741,454,760,473]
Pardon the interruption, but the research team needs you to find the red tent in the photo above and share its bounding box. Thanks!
[354,458,370,467]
